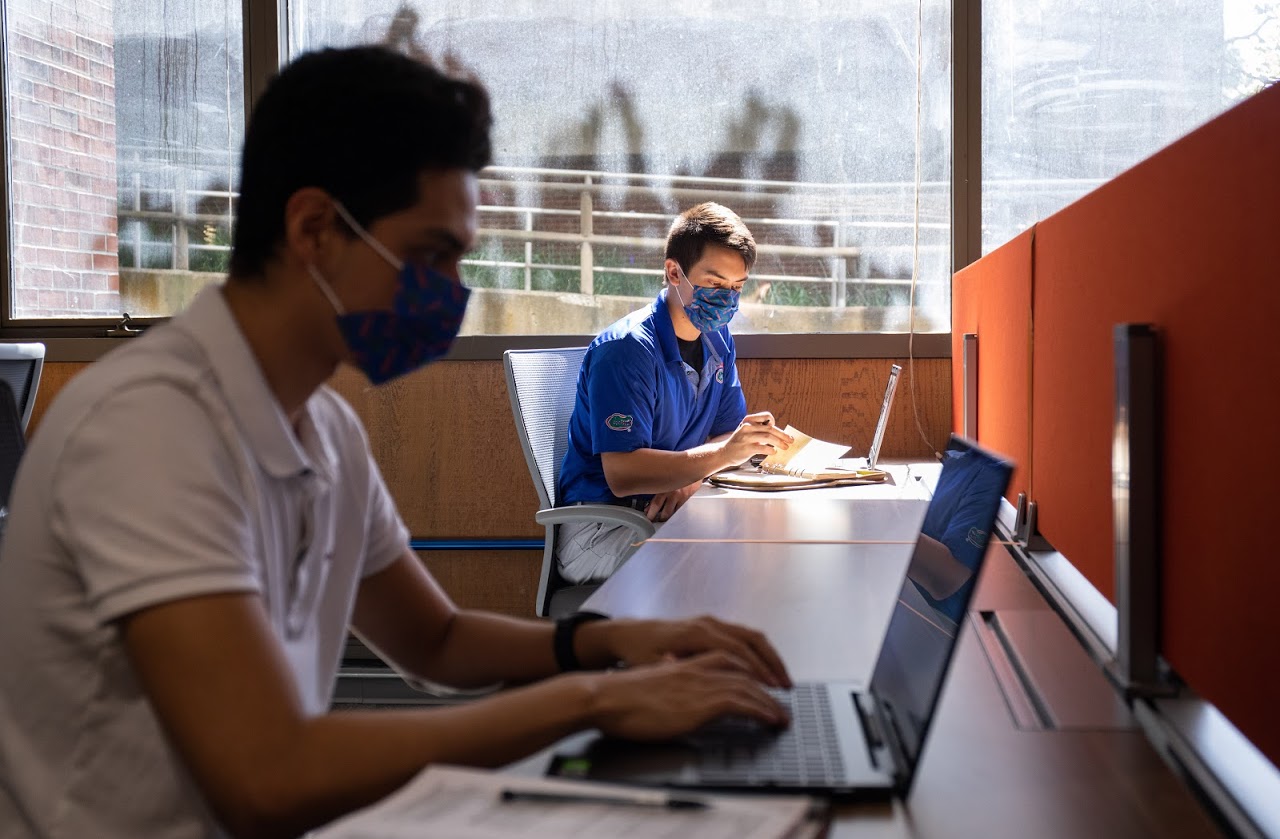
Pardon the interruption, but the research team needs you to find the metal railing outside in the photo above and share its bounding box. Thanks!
[114,160,1094,307]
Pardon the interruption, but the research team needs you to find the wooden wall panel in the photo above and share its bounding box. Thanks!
[27,361,88,437]
[328,362,543,539]
[332,357,951,539]
[37,356,951,539]
[415,550,542,618]
[737,357,950,460]
[30,353,950,621]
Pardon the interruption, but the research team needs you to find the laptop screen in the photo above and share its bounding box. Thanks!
[867,437,1012,777]
[865,364,901,469]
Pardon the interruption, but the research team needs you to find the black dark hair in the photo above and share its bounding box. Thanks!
[229,46,492,277]
[664,202,757,277]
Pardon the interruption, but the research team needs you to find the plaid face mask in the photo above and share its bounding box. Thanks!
[309,203,471,385]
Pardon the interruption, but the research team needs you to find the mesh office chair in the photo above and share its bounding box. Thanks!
[0,342,44,433]
[503,347,655,618]
[0,343,41,545]
[0,381,27,543]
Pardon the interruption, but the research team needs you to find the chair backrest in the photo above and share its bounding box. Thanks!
[502,347,587,510]
[0,380,27,512]
[0,342,45,433]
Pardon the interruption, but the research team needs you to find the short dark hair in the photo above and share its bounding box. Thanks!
[229,46,492,277]
[664,202,757,276]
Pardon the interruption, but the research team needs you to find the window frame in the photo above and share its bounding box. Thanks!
[0,0,974,360]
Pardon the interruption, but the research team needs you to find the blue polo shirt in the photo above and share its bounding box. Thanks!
[558,288,748,506]
[916,446,1012,622]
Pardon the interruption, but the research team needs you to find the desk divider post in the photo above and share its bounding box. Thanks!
[1013,493,1053,552]
[1110,323,1175,698]
[963,332,979,439]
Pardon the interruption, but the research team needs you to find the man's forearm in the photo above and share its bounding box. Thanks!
[601,444,733,496]
[407,611,559,687]
[408,611,625,688]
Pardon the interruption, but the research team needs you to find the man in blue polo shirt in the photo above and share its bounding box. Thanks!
[557,203,793,583]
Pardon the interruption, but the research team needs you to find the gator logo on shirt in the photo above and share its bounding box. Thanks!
[966,527,987,548]
[605,413,634,432]
[715,364,725,384]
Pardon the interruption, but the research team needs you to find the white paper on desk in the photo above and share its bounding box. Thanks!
[761,426,851,477]
[312,765,811,839]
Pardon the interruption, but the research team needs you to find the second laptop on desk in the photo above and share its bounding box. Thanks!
[551,435,1013,801]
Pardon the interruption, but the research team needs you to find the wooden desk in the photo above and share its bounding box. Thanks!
[592,540,911,682]
[542,484,1222,837]
[653,497,927,544]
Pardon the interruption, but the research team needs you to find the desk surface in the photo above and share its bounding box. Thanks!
[654,498,927,544]
[657,463,931,544]
[549,480,1222,838]
[591,539,911,681]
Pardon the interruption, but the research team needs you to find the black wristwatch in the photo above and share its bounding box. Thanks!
[554,611,610,672]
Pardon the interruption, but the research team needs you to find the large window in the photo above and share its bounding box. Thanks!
[10,1,1273,334]
[291,1,953,336]
[3,0,953,336]
[2,0,243,320]
[982,0,1278,254]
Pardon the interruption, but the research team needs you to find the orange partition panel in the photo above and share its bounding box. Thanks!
[951,227,1033,503]
[1032,83,1280,766]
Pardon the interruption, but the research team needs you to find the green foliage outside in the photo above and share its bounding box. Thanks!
[187,221,232,273]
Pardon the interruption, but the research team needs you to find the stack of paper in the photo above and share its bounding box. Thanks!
[708,425,888,491]
[313,765,815,839]
[756,426,853,479]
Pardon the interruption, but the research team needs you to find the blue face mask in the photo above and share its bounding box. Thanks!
[309,203,470,385]
[672,265,740,333]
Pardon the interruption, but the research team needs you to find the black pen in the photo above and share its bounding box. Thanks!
[499,788,709,810]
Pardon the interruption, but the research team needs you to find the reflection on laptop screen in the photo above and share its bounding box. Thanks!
[868,438,1012,769]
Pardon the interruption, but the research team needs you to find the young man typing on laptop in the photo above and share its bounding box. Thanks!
[0,48,792,839]
[556,203,794,583]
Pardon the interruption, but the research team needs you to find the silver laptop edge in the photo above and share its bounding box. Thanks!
[866,364,902,470]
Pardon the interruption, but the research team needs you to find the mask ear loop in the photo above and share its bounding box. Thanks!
[670,262,690,309]
[331,201,405,272]
[308,264,347,316]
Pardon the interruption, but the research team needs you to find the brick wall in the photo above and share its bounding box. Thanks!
[7,0,118,318]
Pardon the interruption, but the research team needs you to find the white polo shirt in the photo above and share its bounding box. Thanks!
[0,287,410,838]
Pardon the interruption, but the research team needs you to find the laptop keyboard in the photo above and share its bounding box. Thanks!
[692,684,847,786]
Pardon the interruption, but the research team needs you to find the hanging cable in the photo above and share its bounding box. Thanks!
[907,0,942,460]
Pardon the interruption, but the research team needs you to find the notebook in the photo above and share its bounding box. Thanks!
[707,364,902,491]
[708,425,885,490]
[551,436,1013,801]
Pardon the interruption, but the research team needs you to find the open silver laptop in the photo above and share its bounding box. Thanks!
[551,436,1012,801]
[859,363,901,470]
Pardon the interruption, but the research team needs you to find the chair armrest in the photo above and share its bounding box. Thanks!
[535,505,656,540]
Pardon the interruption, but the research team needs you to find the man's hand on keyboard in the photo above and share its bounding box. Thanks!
[579,614,793,689]
[578,651,790,741]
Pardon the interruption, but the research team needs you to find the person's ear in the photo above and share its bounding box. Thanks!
[664,258,683,285]
[282,187,340,268]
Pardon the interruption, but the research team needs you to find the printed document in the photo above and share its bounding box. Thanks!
[312,765,812,839]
